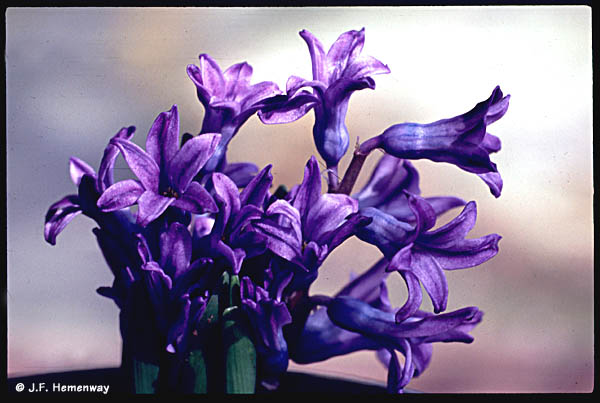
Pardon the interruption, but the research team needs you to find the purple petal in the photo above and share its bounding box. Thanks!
[44,204,82,245]
[97,126,136,192]
[238,81,283,116]
[69,157,95,186]
[211,172,241,223]
[187,54,225,100]
[96,179,145,212]
[478,171,503,198]
[393,247,448,313]
[258,91,319,125]
[299,29,328,83]
[343,55,390,81]
[292,156,322,224]
[172,181,218,214]
[326,28,365,83]
[356,207,414,259]
[168,132,221,194]
[424,233,501,270]
[136,190,175,227]
[159,222,192,280]
[304,193,358,243]
[223,62,253,100]
[240,164,273,207]
[110,138,160,193]
[145,105,179,171]
[222,162,259,187]
[420,201,477,247]
[394,270,423,323]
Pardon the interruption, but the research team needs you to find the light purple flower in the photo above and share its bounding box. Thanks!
[96,105,220,227]
[187,54,282,172]
[259,29,390,168]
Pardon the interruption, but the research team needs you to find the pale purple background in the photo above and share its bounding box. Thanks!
[6,7,593,392]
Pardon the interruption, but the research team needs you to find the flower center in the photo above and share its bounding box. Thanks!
[161,186,180,199]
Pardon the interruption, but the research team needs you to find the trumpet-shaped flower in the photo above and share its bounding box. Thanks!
[259,29,390,169]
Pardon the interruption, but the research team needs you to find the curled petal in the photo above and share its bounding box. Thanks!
[97,126,136,192]
[478,171,503,198]
[343,55,390,81]
[96,179,145,212]
[168,132,221,194]
[419,201,477,248]
[390,247,448,314]
[258,91,319,125]
[423,234,501,270]
[240,164,273,207]
[44,204,82,245]
[187,54,225,101]
[299,29,328,83]
[394,270,423,323]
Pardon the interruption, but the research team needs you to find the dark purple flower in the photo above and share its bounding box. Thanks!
[187,55,282,173]
[133,222,211,354]
[354,153,465,222]
[360,86,509,197]
[357,192,500,321]
[240,275,293,390]
[97,105,220,227]
[259,29,390,169]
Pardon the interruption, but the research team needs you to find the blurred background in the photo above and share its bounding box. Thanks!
[6,7,593,392]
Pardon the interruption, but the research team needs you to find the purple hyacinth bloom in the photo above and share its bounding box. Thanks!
[97,105,220,227]
[354,153,465,222]
[45,126,137,245]
[358,191,500,321]
[360,86,509,197]
[259,29,390,169]
[254,156,371,290]
[191,166,272,275]
[133,222,211,354]
[240,275,293,390]
[326,296,483,393]
[187,54,282,172]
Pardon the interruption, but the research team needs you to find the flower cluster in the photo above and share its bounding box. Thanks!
[45,28,508,393]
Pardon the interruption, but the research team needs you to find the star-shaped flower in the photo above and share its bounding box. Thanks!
[97,105,220,226]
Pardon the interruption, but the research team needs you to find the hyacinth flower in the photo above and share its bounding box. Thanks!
[359,86,509,197]
[354,153,465,222]
[240,275,293,390]
[97,105,220,227]
[358,191,500,321]
[253,156,371,292]
[187,55,282,173]
[191,166,273,279]
[290,258,482,393]
[258,28,390,183]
